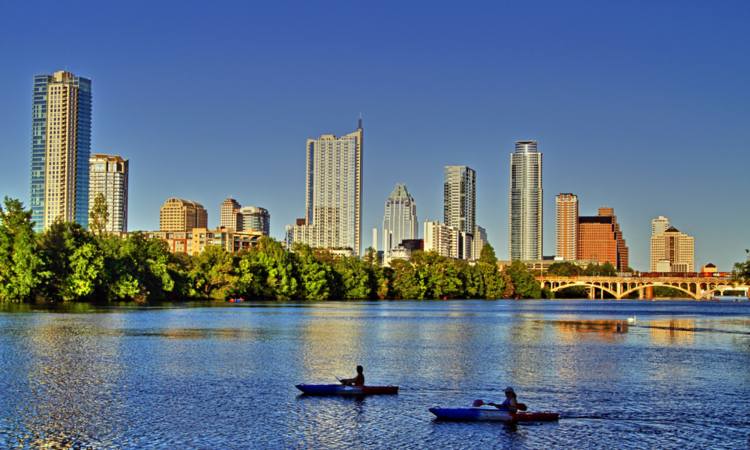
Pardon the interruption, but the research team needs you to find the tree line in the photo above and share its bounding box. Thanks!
[0,197,545,304]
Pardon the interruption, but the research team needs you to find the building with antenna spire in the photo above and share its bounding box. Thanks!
[289,119,363,255]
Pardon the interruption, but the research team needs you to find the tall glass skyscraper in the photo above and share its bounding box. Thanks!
[443,165,476,235]
[382,183,417,254]
[509,140,543,260]
[292,119,363,255]
[31,71,92,231]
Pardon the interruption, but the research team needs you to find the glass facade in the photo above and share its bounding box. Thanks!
[30,72,92,231]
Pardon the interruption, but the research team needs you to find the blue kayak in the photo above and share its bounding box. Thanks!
[429,407,559,423]
[296,384,399,396]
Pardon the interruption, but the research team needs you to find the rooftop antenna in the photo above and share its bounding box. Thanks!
[358,112,363,129]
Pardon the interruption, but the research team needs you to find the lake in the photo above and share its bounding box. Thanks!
[1,300,748,449]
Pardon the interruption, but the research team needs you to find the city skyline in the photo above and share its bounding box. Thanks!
[1,2,749,270]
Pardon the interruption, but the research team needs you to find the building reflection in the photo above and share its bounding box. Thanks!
[20,314,125,448]
[553,319,630,343]
[648,319,696,345]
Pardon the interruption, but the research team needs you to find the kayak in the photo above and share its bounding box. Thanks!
[295,384,399,396]
[429,407,559,423]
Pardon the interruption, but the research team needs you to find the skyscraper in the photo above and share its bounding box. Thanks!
[509,140,543,261]
[382,183,418,254]
[443,166,476,235]
[556,193,578,261]
[159,198,208,232]
[240,206,270,235]
[292,120,363,255]
[31,70,92,231]
[577,207,629,271]
[651,216,670,237]
[220,198,242,231]
[650,218,695,272]
[89,153,128,232]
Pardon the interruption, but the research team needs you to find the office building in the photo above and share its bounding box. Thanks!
[146,228,263,256]
[424,221,461,259]
[291,120,363,255]
[651,215,670,237]
[577,207,629,271]
[159,198,208,232]
[556,193,578,261]
[650,221,695,272]
[444,166,476,235]
[509,140,543,260]
[31,70,92,230]
[220,198,242,231]
[240,206,270,235]
[382,183,418,254]
[88,153,128,232]
[472,225,488,261]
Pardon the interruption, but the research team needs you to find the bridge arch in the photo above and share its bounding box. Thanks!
[620,284,700,300]
[549,282,619,299]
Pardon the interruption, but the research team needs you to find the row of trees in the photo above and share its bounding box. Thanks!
[734,250,750,282]
[0,197,544,304]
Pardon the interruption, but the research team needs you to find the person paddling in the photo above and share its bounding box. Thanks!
[473,386,526,412]
[339,365,365,386]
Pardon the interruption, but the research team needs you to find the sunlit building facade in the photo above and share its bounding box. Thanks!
[577,207,629,271]
[556,193,578,261]
[219,198,242,231]
[31,70,92,230]
[650,223,695,272]
[240,206,270,236]
[382,183,418,254]
[88,153,128,232]
[159,198,208,232]
[444,166,476,235]
[291,120,363,255]
[509,140,543,260]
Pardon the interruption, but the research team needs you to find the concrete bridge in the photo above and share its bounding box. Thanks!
[538,275,750,300]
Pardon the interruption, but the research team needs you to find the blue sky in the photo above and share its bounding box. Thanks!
[1,0,748,270]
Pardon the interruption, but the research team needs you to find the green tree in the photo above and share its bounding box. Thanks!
[733,249,750,282]
[390,259,420,299]
[478,243,498,265]
[547,261,582,276]
[333,256,373,299]
[505,261,542,299]
[89,193,109,236]
[189,245,237,299]
[295,244,334,300]
[0,198,47,302]
[252,237,299,300]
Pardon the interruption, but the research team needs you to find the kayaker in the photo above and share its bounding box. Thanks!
[339,365,365,386]
[500,386,519,412]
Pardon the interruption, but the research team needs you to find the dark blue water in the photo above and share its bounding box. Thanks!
[0,300,748,449]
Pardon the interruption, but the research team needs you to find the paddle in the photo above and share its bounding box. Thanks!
[473,399,528,411]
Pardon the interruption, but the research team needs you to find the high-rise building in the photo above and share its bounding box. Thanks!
[509,140,543,260]
[382,183,418,254]
[240,206,270,235]
[556,193,578,261]
[291,120,363,255]
[31,70,92,231]
[159,198,208,232]
[650,221,695,272]
[88,153,128,232]
[472,225,488,261]
[443,166,476,235]
[577,207,629,271]
[651,215,670,237]
[220,198,242,231]
[424,221,462,259]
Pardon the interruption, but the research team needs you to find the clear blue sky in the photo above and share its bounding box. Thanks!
[1,0,748,271]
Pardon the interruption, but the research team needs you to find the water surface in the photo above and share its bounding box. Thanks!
[1,300,748,449]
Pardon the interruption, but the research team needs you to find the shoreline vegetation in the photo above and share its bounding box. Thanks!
[2,197,748,305]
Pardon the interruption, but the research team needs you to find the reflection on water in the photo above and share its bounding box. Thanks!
[648,319,696,345]
[0,300,748,448]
